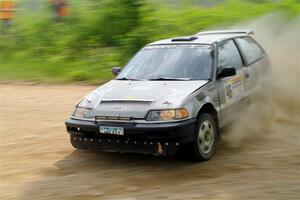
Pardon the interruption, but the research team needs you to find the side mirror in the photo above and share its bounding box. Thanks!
[217,67,236,79]
[112,67,121,76]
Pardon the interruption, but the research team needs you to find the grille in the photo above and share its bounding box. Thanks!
[95,116,134,121]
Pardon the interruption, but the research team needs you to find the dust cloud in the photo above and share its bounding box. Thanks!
[222,13,300,147]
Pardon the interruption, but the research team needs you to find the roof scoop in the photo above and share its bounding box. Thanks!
[171,36,198,42]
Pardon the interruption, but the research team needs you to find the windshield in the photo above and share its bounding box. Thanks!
[117,45,213,80]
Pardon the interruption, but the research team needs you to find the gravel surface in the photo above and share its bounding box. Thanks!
[1,83,299,200]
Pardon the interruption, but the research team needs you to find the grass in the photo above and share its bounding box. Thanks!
[0,0,299,84]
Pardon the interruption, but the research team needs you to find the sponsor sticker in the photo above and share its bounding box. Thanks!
[224,75,244,103]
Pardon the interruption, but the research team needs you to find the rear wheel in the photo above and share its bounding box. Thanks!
[192,113,218,161]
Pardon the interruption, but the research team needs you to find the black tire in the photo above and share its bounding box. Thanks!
[70,135,81,149]
[192,113,219,161]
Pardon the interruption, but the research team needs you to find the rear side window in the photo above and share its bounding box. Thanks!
[235,37,265,65]
[218,39,243,70]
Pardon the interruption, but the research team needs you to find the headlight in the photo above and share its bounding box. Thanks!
[146,108,189,121]
[72,107,94,119]
[76,98,92,107]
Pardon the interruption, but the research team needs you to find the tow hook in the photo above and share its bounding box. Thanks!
[157,143,163,155]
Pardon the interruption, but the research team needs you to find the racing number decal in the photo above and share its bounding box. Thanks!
[224,75,244,103]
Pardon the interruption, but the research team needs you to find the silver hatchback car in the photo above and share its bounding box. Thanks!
[65,30,270,161]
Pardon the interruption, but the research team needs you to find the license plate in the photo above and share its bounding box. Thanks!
[99,126,124,136]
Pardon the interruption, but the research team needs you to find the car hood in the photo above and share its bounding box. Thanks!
[83,80,208,118]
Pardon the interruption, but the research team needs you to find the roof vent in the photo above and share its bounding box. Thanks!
[171,36,198,42]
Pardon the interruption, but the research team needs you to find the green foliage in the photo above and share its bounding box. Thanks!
[0,0,299,83]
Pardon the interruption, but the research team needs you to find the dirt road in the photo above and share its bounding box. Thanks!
[0,83,299,200]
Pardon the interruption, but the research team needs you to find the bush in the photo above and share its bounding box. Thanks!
[0,0,299,83]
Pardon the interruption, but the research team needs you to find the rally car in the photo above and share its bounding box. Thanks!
[65,30,270,161]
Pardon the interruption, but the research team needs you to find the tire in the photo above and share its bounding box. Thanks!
[192,113,219,161]
[70,135,81,149]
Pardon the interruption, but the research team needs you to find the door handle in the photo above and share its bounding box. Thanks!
[245,72,250,78]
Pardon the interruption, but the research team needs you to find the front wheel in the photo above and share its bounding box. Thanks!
[192,113,218,161]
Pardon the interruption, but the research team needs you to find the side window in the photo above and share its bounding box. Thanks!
[235,37,265,65]
[218,40,243,71]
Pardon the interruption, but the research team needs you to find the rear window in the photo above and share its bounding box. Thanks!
[235,37,265,65]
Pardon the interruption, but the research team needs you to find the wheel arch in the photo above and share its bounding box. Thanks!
[197,103,219,128]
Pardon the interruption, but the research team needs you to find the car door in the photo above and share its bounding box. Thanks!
[234,36,267,95]
[215,39,248,126]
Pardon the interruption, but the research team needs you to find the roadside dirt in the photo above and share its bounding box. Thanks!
[0,83,299,200]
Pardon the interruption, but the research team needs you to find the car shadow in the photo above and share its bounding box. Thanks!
[19,142,244,200]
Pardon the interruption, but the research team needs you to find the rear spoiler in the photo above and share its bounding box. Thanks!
[196,30,254,35]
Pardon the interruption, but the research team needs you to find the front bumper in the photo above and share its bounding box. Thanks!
[65,118,196,156]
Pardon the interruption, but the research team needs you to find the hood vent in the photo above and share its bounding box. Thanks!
[100,99,154,103]
[171,36,198,42]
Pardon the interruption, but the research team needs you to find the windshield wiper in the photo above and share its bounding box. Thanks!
[116,77,145,81]
[148,77,191,81]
